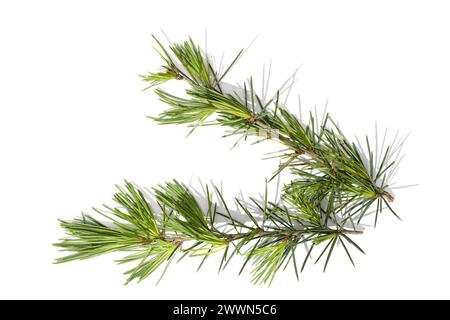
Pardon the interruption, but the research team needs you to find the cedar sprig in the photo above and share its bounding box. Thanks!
[55,35,402,285]
[56,180,364,285]
[144,36,398,222]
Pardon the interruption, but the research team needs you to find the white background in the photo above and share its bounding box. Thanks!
[1,0,449,299]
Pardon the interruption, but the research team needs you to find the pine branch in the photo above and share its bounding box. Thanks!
[56,180,364,285]
[55,35,405,285]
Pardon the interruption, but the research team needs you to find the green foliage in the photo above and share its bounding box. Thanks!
[170,38,212,86]
[152,88,216,124]
[154,180,226,246]
[118,240,178,284]
[142,70,178,88]
[250,241,291,285]
[55,35,404,285]
[56,179,365,285]
[55,181,160,263]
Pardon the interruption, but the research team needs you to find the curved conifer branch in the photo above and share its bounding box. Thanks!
[55,35,403,285]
